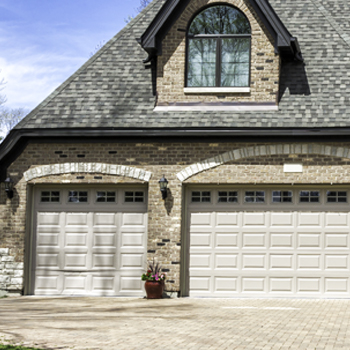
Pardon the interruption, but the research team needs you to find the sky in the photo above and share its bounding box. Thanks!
[0,0,146,111]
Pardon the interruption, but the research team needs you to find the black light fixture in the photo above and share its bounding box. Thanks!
[4,177,14,199]
[159,175,168,200]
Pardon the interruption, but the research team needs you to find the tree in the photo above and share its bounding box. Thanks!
[125,0,152,23]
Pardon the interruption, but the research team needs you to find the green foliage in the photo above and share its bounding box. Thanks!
[141,258,166,282]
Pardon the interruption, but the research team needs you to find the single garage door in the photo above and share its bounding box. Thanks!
[188,186,350,298]
[33,186,147,296]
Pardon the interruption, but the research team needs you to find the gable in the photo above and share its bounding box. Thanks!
[154,0,281,107]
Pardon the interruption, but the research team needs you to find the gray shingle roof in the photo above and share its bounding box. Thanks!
[15,0,350,130]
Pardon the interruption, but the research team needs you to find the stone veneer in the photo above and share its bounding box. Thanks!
[2,142,350,294]
[156,0,280,105]
[0,248,24,295]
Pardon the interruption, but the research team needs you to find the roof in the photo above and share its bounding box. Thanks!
[10,0,349,132]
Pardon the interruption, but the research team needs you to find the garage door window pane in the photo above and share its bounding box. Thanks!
[245,191,265,203]
[300,191,320,203]
[125,191,144,203]
[69,191,88,203]
[218,191,238,203]
[192,191,211,203]
[327,191,347,203]
[96,191,116,203]
[41,191,60,203]
[272,191,293,203]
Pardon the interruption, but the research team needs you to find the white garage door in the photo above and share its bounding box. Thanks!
[188,187,350,298]
[34,186,147,296]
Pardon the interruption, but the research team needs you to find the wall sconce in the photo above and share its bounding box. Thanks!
[158,175,168,200]
[4,177,14,199]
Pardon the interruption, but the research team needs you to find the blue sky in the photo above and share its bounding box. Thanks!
[0,0,146,110]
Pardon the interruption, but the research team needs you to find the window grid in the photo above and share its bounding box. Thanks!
[272,191,293,203]
[191,191,211,203]
[327,191,347,203]
[244,191,265,203]
[300,191,320,203]
[218,191,238,203]
[125,191,144,203]
[68,191,88,203]
[41,191,60,203]
[96,191,116,203]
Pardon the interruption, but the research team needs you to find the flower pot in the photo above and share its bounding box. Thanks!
[144,280,164,299]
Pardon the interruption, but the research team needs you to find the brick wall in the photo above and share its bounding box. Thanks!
[1,141,350,294]
[156,0,280,105]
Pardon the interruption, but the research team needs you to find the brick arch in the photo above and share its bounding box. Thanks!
[176,144,350,182]
[24,163,152,182]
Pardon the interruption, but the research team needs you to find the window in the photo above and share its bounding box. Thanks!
[96,191,116,203]
[68,191,88,203]
[187,5,251,88]
[218,191,238,203]
[272,191,293,203]
[41,191,60,203]
[125,191,144,203]
[191,191,211,203]
[327,191,347,203]
[300,191,320,203]
[245,191,265,203]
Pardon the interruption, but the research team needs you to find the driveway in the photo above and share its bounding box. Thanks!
[1,297,350,350]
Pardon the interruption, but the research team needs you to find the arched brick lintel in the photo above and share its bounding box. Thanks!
[23,163,152,182]
[176,144,350,182]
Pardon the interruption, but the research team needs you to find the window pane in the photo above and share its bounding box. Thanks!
[188,39,216,87]
[189,6,251,35]
[221,38,250,87]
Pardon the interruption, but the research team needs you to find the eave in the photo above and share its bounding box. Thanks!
[2,127,350,181]
[140,0,303,62]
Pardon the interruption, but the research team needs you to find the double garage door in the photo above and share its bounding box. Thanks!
[188,187,350,298]
[33,186,147,296]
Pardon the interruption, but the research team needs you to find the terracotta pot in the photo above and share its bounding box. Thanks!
[144,280,164,299]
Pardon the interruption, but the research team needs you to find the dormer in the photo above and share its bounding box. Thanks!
[140,0,302,111]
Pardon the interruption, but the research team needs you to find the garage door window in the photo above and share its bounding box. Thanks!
[218,191,238,203]
[68,191,88,203]
[40,191,60,203]
[125,191,144,203]
[192,191,211,203]
[300,191,320,203]
[245,191,265,203]
[327,191,347,203]
[96,191,116,203]
[272,191,293,203]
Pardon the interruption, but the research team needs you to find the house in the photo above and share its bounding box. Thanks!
[1,0,350,298]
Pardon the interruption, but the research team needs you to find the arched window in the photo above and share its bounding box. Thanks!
[186,5,251,88]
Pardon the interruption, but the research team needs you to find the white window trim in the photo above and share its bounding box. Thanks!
[184,87,250,94]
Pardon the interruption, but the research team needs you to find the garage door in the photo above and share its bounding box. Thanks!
[33,186,147,296]
[188,187,350,298]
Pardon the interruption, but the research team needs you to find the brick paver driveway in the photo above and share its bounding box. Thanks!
[1,297,350,350]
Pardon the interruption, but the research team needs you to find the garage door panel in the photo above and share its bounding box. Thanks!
[119,277,144,293]
[120,254,144,269]
[242,278,265,292]
[65,254,87,268]
[37,254,60,268]
[214,277,238,292]
[325,234,348,248]
[270,255,294,269]
[191,213,213,226]
[297,255,321,269]
[122,213,146,226]
[243,213,266,226]
[270,278,293,292]
[297,233,321,248]
[297,278,321,293]
[65,233,87,247]
[298,213,322,226]
[91,276,115,291]
[325,278,349,293]
[66,213,89,226]
[37,213,60,226]
[270,213,294,226]
[325,213,349,226]
[93,254,116,268]
[215,233,238,248]
[242,254,266,269]
[93,213,117,226]
[325,255,348,270]
[37,233,60,247]
[190,277,211,292]
[190,254,211,268]
[94,233,116,247]
[270,233,293,248]
[121,233,145,247]
[215,254,238,269]
[63,276,87,291]
[216,213,239,226]
[243,233,266,248]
